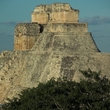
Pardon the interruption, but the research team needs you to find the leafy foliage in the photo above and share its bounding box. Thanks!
[2,70,110,110]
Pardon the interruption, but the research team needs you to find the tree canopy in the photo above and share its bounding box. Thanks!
[2,70,110,110]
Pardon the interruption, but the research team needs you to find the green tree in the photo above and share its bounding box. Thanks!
[2,70,110,110]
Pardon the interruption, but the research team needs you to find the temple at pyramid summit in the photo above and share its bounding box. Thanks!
[14,3,97,52]
[0,3,110,103]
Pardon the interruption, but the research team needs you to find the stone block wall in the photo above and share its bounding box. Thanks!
[51,3,71,11]
[14,23,40,50]
[33,3,72,13]
[31,3,79,24]
[31,13,49,24]
[14,36,37,50]
[44,23,88,32]
[49,11,79,23]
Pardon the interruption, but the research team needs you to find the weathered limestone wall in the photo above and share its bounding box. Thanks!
[31,13,49,24]
[33,3,72,12]
[51,3,72,11]
[0,50,28,103]
[14,36,37,50]
[44,23,88,32]
[32,32,99,54]
[31,3,79,24]
[0,48,110,103]
[49,11,79,23]
[14,23,40,50]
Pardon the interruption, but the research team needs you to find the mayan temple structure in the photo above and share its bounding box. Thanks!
[14,3,88,50]
[0,3,110,103]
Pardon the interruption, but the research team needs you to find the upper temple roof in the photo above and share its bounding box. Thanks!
[33,3,79,13]
[31,3,79,24]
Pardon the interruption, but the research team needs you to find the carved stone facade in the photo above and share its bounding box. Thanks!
[44,23,88,32]
[31,3,79,24]
[14,23,40,50]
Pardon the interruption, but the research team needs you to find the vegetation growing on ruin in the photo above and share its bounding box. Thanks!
[2,70,110,110]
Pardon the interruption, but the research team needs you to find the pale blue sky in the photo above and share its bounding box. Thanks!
[0,0,110,52]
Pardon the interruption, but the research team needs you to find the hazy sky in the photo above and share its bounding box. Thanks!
[0,0,110,52]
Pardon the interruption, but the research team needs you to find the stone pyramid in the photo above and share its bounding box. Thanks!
[0,3,110,103]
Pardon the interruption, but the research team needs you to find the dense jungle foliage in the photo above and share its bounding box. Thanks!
[2,69,110,110]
